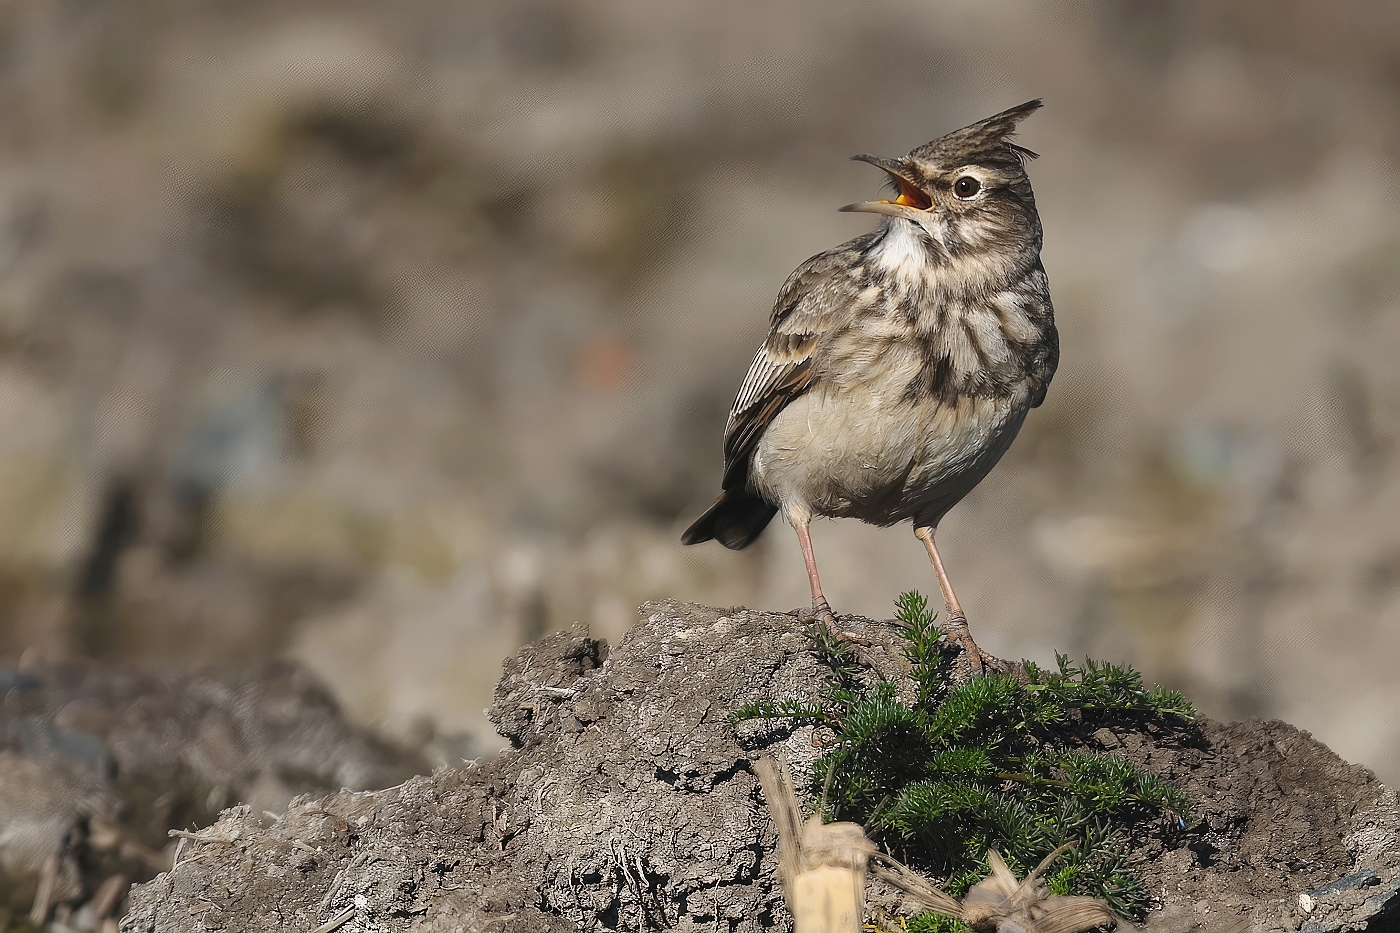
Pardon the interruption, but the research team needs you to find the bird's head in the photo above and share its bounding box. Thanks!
[841,100,1043,256]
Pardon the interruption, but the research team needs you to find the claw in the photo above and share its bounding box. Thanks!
[942,610,985,676]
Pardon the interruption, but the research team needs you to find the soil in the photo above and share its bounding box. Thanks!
[119,602,1400,933]
[0,658,426,924]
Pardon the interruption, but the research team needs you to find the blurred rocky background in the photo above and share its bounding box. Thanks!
[0,0,1397,851]
[0,658,424,926]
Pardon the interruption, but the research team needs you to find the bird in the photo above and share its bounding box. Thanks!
[682,100,1057,673]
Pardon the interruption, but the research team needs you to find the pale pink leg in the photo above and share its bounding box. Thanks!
[795,521,837,625]
[915,525,984,674]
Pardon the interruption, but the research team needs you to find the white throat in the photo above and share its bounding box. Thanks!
[871,220,933,286]
[874,215,1029,299]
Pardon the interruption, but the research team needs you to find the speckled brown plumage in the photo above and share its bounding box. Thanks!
[684,101,1056,671]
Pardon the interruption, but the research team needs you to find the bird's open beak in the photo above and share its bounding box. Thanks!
[840,154,934,218]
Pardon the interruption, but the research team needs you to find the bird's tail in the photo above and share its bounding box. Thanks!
[681,490,778,550]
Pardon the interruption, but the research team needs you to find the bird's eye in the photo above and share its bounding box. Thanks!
[953,176,981,199]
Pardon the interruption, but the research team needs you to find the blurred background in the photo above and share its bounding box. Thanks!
[1,0,1398,788]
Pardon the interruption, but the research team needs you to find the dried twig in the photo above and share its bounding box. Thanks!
[869,855,962,917]
[754,754,876,933]
[755,753,1121,933]
[168,828,235,843]
[873,844,1120,933]
[312,905,355,933]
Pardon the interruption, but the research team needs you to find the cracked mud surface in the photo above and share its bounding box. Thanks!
[121,602,1400,932]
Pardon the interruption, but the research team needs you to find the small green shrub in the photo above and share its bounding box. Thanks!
[737,591,1195,921]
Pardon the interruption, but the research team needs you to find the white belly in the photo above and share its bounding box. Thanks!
[750,381,1028,527]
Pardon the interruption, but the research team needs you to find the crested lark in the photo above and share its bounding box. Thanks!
[683,101,1057,672]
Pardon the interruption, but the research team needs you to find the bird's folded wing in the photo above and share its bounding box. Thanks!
[721,335,816,490]
[721,240,873,491]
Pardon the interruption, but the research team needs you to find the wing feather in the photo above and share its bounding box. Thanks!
[720,233,877,491]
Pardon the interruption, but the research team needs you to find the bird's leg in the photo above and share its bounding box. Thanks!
[914,525,984,674]
[795,520,838,627]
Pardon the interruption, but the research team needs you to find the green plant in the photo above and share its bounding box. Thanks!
[739,591,1195,922]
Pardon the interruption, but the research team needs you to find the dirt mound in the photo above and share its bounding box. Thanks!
[0,658,425,925]
[120,602,1400,932]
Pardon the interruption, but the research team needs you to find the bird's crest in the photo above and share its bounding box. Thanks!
[909,99,1043,168]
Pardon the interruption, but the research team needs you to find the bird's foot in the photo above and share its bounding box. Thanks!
[941,611,986,676]
[804,598,871,646]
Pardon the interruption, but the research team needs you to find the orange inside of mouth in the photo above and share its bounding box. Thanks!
[892,178,932,210]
